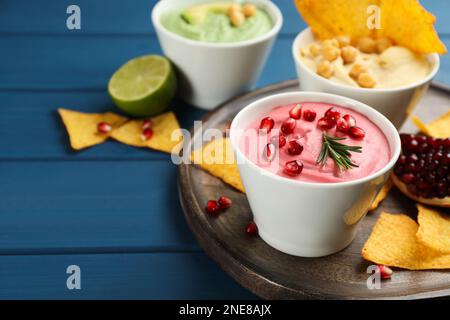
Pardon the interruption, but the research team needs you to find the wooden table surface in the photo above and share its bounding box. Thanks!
[0,0,448,299]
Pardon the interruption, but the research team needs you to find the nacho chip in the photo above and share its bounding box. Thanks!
[369,177,393,211]
[110,111,183,154]
[379,0,446,54]
[412,115,432,136]
[191,138,245,193]
[362,212,450,270]
[58,108,128,150]
[412,111,450,138]
[417,204,450,254]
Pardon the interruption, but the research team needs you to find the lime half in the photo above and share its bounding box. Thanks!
[108,55,176,117]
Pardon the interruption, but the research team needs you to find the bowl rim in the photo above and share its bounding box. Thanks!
[229,91,401,189]
[151,0,283,48]
[292,28,441,93]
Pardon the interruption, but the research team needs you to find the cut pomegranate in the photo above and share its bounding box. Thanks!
[343,114,356,127]
[376,265,393,280]
[141,128,154,141]
[302,109,316,122]
[281,118,296,135]
[263,143,276,162]
[289,104,302,119]
[245,221,258,235]
[393,134,449,207]
[324,107,341,122]
[142,119,153,130]
[317,117,335,130]
[336,118,351,133]
[218,196,232,210]
[259,117,274,133]
[97,121,112,134]
[287,140,304,155]
[205,200,220,215]
[284,160,304,176]
[349,126,366,139]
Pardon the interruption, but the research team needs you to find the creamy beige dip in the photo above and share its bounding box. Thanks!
[300,39,432,89]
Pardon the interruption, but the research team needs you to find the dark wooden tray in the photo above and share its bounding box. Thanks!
[178,80,450,300]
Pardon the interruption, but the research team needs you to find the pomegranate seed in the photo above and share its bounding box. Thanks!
[141,128,154,141]
[263,143,276,162]
[287,140,304,155]
[245,221,258,235]
[205,200,220,215]
[217,196,232,210]
[343,114,356,127]
[281,118,296,135]
[97,121,112,134]
[302,109,316,122]
[324,107,341,121]
[289,104,302,119]
[349,126,366,139]
[336,118,351,133]
[376,265,393,280]
[142,119,153,130]
[259,117,274,133]
[284,160,304,176]
[278,135,286,147]
[317,117,336,130]
[401,173,415,184]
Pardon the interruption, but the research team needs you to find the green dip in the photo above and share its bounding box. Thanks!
[161,3,273,43]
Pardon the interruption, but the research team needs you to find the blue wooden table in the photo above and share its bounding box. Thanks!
[0,0,448,299]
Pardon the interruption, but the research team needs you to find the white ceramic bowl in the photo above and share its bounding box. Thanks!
[152,0,283,110]
[292,28,440,129]
[230,92,401,257]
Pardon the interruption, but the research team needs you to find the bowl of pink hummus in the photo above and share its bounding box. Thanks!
[230,91,400,257]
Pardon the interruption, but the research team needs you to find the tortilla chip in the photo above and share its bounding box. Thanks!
[110,112,183,154]
[412,115,432,136]
[379,0,446,54]
[417,204,450,254]
[412,112,450,138]
[362,212,450,270]
[294,0,376,40]
[369,177,393,211]
[58,108,128,150]
[294,0,446,54]
[191,138,245,193]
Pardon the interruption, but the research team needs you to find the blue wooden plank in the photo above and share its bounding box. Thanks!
[0,0,447,35]
[0,160,201,253]
[0,252,255,299]
[0,91,204,159]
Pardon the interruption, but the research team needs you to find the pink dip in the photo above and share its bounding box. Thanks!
[239,102,390,183]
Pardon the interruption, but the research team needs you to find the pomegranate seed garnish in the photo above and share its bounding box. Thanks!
[336,118,351,133]
[281,118,296,135]
[278,135,286,147]
[287,140,304,155]
[343,114,356,127]
[263,143,276,162]
[141,128,154,141]
[259,117,274,133]
[97,121,112,134]
[205,200,220,215]
[317,117,336,130]
[376,265,393,280]
[142,119,153,130]
[302,109,316,122]
[324,107,341,121]
[349,126,366,139]
[218,196,232,210]
[289,104,302,119]
[245,221,258,235]
[284,160,304,176]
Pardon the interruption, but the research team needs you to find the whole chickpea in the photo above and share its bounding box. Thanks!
[336,36,351,48]
[357,72,376,88]
[242,4,257,17]
[321,45,340,61]
[309,43,321,57]
[356,37,376,54]
[227,4,242,16]
[341,46,358,64]
[349,64,367,79]
[376,37,393,53]
[229,10,245,27]
[317,60,334,79]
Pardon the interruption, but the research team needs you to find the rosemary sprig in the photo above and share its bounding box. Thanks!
[316,133,362,172]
